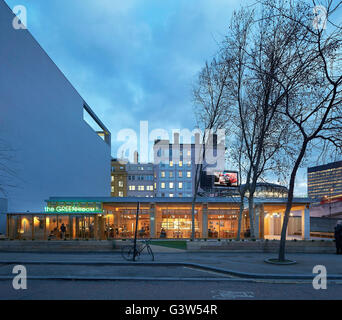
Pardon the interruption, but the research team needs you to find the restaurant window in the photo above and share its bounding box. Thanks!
[112,210,150,239]
[208,213,239,239]
[158,211,200,239]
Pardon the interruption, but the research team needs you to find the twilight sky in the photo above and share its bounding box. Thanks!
[5,0,340,196]
[5,0,240,151]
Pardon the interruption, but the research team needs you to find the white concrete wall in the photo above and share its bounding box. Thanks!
[0,1,111,216]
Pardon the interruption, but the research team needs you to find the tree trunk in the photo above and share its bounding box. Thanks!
[236,196,244,241]
[248,196,255,239]
[278,141,308,261]
[191,196,196,241]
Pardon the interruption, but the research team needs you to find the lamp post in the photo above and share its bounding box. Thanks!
[329,187,334,217]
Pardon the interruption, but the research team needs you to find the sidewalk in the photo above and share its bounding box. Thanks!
[0,251,341,278]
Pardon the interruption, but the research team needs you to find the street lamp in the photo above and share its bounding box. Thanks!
[329,187,334,217]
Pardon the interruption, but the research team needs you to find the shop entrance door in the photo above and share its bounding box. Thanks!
[72,216,95,239]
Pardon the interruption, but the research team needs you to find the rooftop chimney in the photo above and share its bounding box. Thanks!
[174,132,180,144]
[134,151,139,164]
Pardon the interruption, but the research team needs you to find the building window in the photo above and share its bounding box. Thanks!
[169,193,174,197]
[129,185,136,191]
[161,182,165,189]
[119,181,123,187]
[161,171,166,178]
[179,171,183,178]
[118,191,123,197]
[169,171,173,178]
[187,171,191,178]
[138,186,145,191]
[111,176,114,182]
[187,161,191,166]
[169,182,174,189]
[179,161,183,167]
[178,182,183,189]
[111,186,114,193]
[170,161,173,167]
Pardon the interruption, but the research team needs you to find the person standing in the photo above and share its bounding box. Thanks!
[60,223,66,240]
[334,221,342,255]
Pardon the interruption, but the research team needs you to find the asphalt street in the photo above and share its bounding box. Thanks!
[1,279,342,300]
[0,251,341,300]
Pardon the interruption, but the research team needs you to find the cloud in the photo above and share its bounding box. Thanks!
[5,0,239,157]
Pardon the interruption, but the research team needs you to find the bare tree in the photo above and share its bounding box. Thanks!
[259,0,342,261]
[192,58,231,240]
[221,3,300,239]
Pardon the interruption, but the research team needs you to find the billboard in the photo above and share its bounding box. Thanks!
[214,171,238,187]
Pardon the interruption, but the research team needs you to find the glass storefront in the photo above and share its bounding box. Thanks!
[6,203,249,240]
[208,214,236,238]
[158,211,200,239]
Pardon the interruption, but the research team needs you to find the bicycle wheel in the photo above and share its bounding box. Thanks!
[121,245,134,261]
[147,245,154,261]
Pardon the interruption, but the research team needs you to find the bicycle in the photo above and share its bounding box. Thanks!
[121,239,154,261]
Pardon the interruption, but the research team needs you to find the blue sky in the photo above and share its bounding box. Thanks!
[5,0,240,153]
[5,0,341,196]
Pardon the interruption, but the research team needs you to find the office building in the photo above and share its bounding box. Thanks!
[126,163,154,197]
[307,161,342,201]
[111,159,128,197]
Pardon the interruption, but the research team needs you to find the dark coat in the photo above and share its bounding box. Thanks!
[334,224,342,248]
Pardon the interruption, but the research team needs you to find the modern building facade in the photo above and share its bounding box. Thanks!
[153,132,225,198]
[111,159,128,197]
[0,1,111,233]
[307,161,342,201]
[126,163,154,197]
[6,196,311,241]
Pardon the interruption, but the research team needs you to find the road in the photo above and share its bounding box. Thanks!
[0,251,341,300]
[1,278,342,300]
[0,263,341,300]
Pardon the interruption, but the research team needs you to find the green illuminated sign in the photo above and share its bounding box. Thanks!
[45,202,103,213]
